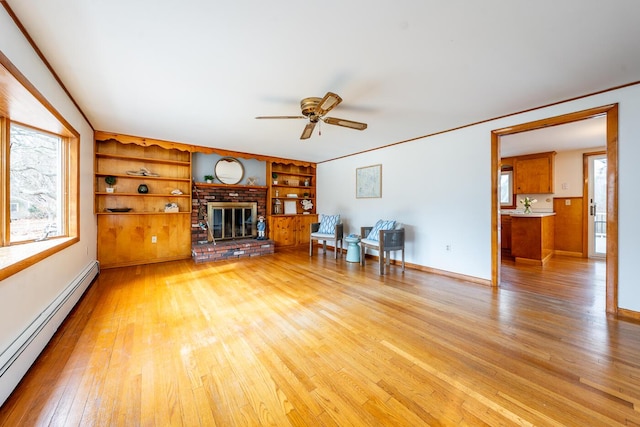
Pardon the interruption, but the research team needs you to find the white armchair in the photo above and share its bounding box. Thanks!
[310,214,343,259]
[360,221,405,275]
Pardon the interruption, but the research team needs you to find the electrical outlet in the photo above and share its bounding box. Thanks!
[565,199,571,206]
[446,244,451,251]
[151,235,157,243]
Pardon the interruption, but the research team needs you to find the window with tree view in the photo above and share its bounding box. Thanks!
[9,124,64,243]
[0,56,79,280]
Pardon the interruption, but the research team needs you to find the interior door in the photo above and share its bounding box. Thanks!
[587,153,607,258]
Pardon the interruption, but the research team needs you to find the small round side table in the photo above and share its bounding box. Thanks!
[344,235,361,263]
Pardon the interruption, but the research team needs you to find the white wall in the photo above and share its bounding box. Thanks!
[193,152,266,185]
[318,84,640,311]
[555,147,606,198]
[0,9,97,402]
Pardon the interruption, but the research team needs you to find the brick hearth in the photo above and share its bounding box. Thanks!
[192,239,274,263]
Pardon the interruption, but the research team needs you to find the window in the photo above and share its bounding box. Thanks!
[0,55,80,281]
[500,169,515,208]
[9,124,64,243]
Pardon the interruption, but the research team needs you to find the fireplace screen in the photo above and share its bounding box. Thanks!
[207,202,257,240]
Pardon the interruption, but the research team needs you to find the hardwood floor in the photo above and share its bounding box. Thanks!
[1,249,639,426]
[501,255,606,311]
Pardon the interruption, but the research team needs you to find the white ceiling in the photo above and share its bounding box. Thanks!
[5,1,640,163]
[500,115,607,157]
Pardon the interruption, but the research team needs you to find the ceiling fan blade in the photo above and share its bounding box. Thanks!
[255,116,306,119]
[300,122,316,140]
[314,92,342,116]
[323,116,368,131]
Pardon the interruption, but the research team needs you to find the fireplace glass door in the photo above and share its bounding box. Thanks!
[208,202,257,240]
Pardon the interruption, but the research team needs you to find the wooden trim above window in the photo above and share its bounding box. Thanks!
[0,50,80,280]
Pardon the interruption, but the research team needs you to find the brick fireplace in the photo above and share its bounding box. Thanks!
[191,184,274,263]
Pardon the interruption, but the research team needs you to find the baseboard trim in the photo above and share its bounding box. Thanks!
[412,264,492,287]
[617,308,640,322]
[0,261,99,404]
[360,254,492,287]
[554,250,585,258]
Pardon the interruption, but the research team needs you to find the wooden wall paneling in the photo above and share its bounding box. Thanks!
[97,214,191,268]
[553,197,584,256]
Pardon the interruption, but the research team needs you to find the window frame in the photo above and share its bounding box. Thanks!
[0,52,80,281]
[8,122,67,244]
[500,167,516,209]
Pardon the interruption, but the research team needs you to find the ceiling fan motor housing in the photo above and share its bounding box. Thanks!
[300,97,322,117]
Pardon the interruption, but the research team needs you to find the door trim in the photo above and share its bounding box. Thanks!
[583,151,607,258]
[491,104,618,314]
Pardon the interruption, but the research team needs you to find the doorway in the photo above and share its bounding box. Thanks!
[586,153,607,258]
[491,104,619,314]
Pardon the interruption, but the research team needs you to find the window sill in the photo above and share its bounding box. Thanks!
[0,237,78,281]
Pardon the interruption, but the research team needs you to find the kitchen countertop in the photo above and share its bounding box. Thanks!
[509,212,556,218]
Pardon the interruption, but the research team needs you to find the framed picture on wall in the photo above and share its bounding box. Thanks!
[356,164,382,198]
[284,200,297,214]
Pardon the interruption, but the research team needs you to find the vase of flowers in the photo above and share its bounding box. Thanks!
[520,196,537,214]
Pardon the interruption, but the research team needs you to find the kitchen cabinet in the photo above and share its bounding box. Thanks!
[514,151,555,194]
[511,213,556,265]
[501,214,512,255]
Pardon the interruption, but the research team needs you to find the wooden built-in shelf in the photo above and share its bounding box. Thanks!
[96,152,191,166]
[95,134,193,268]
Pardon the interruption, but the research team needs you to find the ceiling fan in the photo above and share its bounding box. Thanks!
[255,92,367,140]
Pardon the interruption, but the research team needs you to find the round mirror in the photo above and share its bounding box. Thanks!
[214,157,244,185]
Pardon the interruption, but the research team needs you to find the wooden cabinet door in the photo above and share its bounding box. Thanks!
[268,216,296,247]
[515,155,553,194]
[296,214,318,245]
[500,215,512,250]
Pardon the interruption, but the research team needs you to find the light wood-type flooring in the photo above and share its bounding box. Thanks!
[1,248,639,426]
